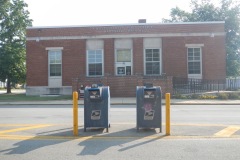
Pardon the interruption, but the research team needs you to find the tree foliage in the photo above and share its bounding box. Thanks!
[163,0,240,77]
[0,0,32,93]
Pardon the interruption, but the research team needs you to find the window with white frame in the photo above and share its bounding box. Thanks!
[87,50,103,76]
[48,50,62,77]
[145,49,161,75]
[115,49,132,75]
[187,48,201,75]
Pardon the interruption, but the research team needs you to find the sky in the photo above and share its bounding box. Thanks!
[23,0,220,27]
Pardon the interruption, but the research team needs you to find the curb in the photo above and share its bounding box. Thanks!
[1,102,240,105]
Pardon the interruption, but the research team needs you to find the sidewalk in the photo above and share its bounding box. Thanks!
[1,89,240,105]
[1,97,240,105]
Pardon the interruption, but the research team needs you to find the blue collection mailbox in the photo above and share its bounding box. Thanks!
[136,85,162,132]
[84,84,110,132]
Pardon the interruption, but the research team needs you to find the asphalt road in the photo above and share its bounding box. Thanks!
[0,104,240,160]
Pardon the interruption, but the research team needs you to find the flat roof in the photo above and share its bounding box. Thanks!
[27,21,225,29]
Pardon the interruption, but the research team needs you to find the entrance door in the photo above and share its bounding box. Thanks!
[115,49,132,76]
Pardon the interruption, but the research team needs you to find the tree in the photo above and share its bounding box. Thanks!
[0,0,32,93]
[163,0,240,77]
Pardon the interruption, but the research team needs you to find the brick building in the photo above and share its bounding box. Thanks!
[26,21,226,96]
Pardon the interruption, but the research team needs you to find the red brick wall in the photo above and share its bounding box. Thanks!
[133,38,144,75]
[162,37,188,78]
[62,39,86,86]
[26,39,85,86]
[26,41,48,86]
[73,76,173,97]
[202,36,226,80]
[26,22,226,96]
[27,35,226,87]
[104,39,114,75]
[162,36,226,79]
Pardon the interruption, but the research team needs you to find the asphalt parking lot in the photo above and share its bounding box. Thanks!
[1,104,240,160]
[0,104,240,140]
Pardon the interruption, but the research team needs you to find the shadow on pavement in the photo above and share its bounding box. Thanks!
[0,126,165,155]
[78,127,165,155]
[0,127,75,155]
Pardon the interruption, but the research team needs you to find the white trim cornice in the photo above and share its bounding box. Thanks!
[27,32,225,41]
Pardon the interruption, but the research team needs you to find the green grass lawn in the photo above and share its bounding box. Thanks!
[0,93,72,101]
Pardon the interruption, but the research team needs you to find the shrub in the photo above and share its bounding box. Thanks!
[198,94,217,99]
[174,93,188,99]
[191,94,199,99]
[173,92,240,100]
[217,93,229,100]
[228,93,240,99]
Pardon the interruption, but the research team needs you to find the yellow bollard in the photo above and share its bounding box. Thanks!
[73,91,78,136]
[166,93,171,135]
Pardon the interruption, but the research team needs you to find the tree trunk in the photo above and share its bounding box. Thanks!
[7,79,11,94]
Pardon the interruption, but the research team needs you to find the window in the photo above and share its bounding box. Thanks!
[145,49,161,75]
[49,50,62,77]
[115,49,132,75]
[116,49,131,62]
[188,48,201,74]
[87,50,103,76]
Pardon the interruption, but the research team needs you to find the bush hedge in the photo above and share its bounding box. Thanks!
[173,92,240,100]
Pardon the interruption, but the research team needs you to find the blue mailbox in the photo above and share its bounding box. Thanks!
[84,84,110,132]
[136,85,162,132]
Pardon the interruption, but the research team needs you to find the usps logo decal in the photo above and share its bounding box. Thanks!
[91,110,101,120]
[144,110,155,120]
